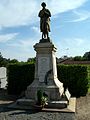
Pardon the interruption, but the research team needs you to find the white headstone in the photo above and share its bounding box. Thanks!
[0,67,6,78]
[0,67,7,88]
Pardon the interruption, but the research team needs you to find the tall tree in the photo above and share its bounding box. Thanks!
[73,56,83,61]
[9,59,18,63]
[0,52,4,67]
[83,51,90,61]
[27,57,36,63]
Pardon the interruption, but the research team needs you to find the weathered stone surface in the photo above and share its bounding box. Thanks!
[8,97,76,113]
[65,89,71,102]
[0,67,7,88]
[47,101,68,109]
[25,41,64,101]
[38,57,50,82]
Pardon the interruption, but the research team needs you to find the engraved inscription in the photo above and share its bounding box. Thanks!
[38,57,50,82]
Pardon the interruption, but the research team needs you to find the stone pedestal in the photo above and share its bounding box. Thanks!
[25,40,64,101]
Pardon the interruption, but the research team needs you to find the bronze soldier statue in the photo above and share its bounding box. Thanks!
[38,2,51,39]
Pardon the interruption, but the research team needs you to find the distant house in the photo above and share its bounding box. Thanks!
[58,58,90,65]
[0,67,7,88]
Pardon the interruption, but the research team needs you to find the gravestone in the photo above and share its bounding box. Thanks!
[0,67,6,79]
[0,67,7,88]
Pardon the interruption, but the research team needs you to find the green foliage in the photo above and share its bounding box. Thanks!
[72,51,90,61]
[83,51,90,61]
[27,57,36,64]
[57,65,88,97]
[73,56,84,61]
[87,66,90,89]
[0,52,8,67]
[41,96,48,107]
[7,62,88,97]
[0,52,19,67]
[37,90,43,105]
[9,59,19,63]
[7,63,35,95]
[37,90,48,107]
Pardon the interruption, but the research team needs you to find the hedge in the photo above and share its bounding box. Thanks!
[57,65,88,97]
[7,63,35,95]
[7,63,88,97]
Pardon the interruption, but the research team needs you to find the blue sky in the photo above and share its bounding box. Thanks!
[0,0,90,61]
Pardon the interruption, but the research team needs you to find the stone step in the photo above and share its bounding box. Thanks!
[47,100,68,109]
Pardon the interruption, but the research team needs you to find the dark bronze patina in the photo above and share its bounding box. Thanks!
[38,2,51,39]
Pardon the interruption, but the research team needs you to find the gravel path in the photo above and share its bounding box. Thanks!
[0,89,90,120]
[0,110,75,120]
[76,93,90,120]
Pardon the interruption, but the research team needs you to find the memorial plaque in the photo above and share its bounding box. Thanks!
[38,57,50,82]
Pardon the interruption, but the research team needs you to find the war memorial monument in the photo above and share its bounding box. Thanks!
[12,2,76,112]
[26,2,64,101]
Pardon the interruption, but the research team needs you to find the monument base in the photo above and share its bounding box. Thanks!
[25,40,64,101]
[11,39,73,111]
[25,78,64,101]
[8,97,76,113]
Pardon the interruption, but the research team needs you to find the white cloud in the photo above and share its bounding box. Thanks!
[19,39,37,51]
[32,26,40,35]
[73,38,84,46]
[8,38,38,52]
[5,38,38,61]
[55,37,85,57]
[56,37,84,50]
[0,26,2,31]
[63,38,84,47]
[69,10,90,22]
[0,33,18,43]
[0,0,38,27]
[0,0,87,27]
[49,0,87,15]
